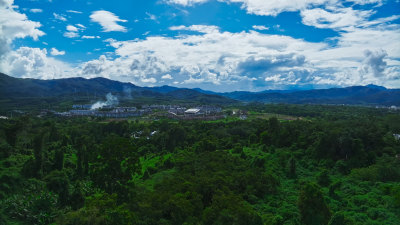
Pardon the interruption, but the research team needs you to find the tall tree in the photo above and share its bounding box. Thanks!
[298,182,331,225]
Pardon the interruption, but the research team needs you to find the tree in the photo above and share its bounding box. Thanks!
[90,135,140,195]
[248,134,258,145]
[288,156,296,178]
[195,139,216,153]
[44,170,70,206]
[260,131,271,146]
[298,182,331,225]
[328,212,344,225]
[317,169,331,187]
[53,148,64,171]
[329,181,341,198]
[33,132,45,177]
[4,121,22,147]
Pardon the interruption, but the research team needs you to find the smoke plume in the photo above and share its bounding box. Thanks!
[91,93,119,110]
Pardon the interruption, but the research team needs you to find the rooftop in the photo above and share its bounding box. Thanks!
[185,108,201,114]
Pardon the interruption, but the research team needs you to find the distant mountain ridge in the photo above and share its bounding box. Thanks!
[1,73,399,106]
[215,85,399,106]
[0,73,235,104]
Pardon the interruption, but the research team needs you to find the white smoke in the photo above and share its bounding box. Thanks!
[123,86,133,99]
[91,93,119,110]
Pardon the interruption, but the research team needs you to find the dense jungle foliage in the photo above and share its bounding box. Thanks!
[0,104,400,225]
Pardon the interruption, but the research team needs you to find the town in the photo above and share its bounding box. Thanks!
[54,104,227,120]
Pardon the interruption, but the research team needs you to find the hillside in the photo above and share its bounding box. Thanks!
[1,73,399,108]
[218,85,400,106]
[0,73,236,110]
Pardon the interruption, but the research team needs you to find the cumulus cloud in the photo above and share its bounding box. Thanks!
[66,10,82,14]
[146,12,158,22]
[76,24,86,29]
[50,47,65,56]
[167,0,383,16]
[252,25,269,31]
[82,35,100,39]
[166,0,208,6]
[66,25,78,32]
[0,47,73,79]
[0,0,44,57]
[301,7,373,30]
[162,74,173,79]
[53,12,67,21]
[167,0,332,16]
[237,54,306,76]
[2,0,398,90]
[360,49,387,77]
[0,2,69,78]
[170,25,219,33]
[90,10,127,32]
[29,8,42,13]
[141,77,157,83]
[77,18,400,91]
[63,31,79,38]
[166,0,387,32]
[78,26,326,90]
[64,25,86,38]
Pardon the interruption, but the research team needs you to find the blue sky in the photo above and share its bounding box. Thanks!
[0,0,399,91]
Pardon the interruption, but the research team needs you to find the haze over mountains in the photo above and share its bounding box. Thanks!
[1,73,399,106]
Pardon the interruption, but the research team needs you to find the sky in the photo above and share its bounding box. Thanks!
[0,0,399,92]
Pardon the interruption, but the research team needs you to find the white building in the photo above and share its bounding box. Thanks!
[185,108,203,116]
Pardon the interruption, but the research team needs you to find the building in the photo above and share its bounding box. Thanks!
[200,106,222,115]
[168,107,187,116]
[70,110,94,116]
[185,108,203,116]
[112,107,137,113]
[72,104,92,110]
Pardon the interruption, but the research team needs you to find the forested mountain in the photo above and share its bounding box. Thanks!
[1,73,399,106]
[218,85,400,105]
[0,73,236,109]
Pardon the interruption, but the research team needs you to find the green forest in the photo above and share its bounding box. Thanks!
[0,104,400,225]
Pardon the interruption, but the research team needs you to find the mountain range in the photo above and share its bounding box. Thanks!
[1,73,399,106]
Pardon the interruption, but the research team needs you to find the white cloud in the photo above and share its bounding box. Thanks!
[2,0,398,90]
[252,25,269,31]
[360,49,387,77]
[77,16,399,91]
[50,47,65,56]
[29,8,42,13]
[66,10,82,14]
[66,25,78,32]
[146,12,158,21]
[170,25,219,33]
[90,10,127,32]
[78,27,326,90]
[0,0,44,57]
[301,7,373,30]
[162,74,173,79]
[63,31,79,38]
[76,24,86,29]
[166,0,383,17]
[64,25,86,38]
[53,12,67,21]
[141,77,157,83]
[0,47,73,79]
[166,0,208,6]
[82,35,100,39]
[167,0,333,16]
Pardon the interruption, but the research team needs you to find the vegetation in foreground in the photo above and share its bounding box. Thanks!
[0,104,399,225]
